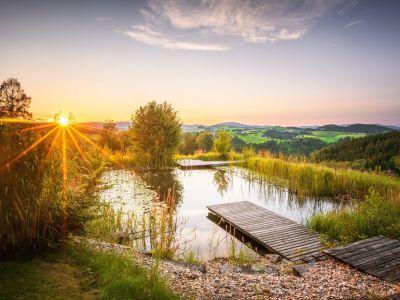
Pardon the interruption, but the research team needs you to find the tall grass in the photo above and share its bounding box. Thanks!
[85,189,192,259]
[0,123,103,255]
[308,189,400,243]
[176,151,243,161]
[245,154,400,200]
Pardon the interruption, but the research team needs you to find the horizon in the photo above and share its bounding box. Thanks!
[1,0,400,125]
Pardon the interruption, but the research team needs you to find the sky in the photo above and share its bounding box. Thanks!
[0,0,399,125]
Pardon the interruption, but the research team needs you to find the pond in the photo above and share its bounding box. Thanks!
[99,167,341,259]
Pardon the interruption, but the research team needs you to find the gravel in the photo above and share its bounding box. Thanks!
[73,237,400,300]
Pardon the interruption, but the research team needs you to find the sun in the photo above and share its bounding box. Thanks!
[58,116,69,126]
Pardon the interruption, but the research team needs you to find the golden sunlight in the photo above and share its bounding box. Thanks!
[58,116,69,126]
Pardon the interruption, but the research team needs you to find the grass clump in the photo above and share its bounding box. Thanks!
[68,245,179,300]
[308,188,400,243]
[176,151,243,161]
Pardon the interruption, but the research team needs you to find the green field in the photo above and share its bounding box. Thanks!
[302,131,365,143]
[233,128,365,145]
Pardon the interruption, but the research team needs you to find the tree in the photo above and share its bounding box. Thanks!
[100,120,120,151]
[0,78,32,119]
[214,129,232,157]
[196,131,214,152]
[179,132,198,155]
[131,101,182,167]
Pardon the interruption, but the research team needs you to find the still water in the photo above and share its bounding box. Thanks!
[100,167,340,258]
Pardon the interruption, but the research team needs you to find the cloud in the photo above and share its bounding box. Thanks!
[343,20,364,29]
[124,0,358,50]
[121,26,230,51]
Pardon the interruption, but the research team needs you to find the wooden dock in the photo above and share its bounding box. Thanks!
[323,236,400,282]
[176,159,244,169]
[207,201,325,263]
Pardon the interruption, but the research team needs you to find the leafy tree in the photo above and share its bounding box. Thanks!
[0,78,32,119]
[100,120,120,151]
[131,101,182,167]
[214,129,232,157]
[179,132,198,155]
[196,131,214,152]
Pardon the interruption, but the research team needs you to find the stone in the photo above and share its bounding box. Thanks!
[269,254,283,263]
[164,259,207,274]
[292,263,316,277]
[219,265,242,274]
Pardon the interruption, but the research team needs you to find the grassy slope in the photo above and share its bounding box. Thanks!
[0,257,97,300]
[0,246,178,300]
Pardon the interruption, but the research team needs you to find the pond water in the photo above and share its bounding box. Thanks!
[99,167,341,259]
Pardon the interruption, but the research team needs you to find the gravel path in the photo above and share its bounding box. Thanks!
[74,237,400,300]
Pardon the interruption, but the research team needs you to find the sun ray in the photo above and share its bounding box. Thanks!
[0,126,59,171]
[62,127,68,240]
[0,118,38,124]
[20,122,57,133]
[68,125,123,168]
[71,123,101,133]
[45,127,62,160]
[66,127,90,165]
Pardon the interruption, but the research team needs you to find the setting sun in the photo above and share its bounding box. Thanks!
[58,116,69,126]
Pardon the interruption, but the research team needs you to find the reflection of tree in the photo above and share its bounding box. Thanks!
[134,169,183,208]
[213,169,230,196]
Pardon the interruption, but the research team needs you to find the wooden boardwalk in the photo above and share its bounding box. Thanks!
[323,236,400,282]
[207,201,325,263]
[176,159,244,169]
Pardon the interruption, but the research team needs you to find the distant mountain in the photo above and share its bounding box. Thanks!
[208,122,255,129]
[317,124,392,134]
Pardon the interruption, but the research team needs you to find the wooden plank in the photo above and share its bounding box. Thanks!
[324,236,384,255]
[207,201,323,263]
[325,236,400,282]
[337,240,400,261]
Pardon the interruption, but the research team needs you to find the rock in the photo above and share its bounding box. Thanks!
[250,265,266,273]
[292,263,315,277]
[140,250,153,256]
[164,259,207,274]
[269,254,283,263]
[114,231,129,244]
[219,265,242,274]
[264,266,280,276]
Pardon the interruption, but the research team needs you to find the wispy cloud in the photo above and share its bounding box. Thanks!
[344,20,364,29]
[123,0,360,51]
[121,25,229,51]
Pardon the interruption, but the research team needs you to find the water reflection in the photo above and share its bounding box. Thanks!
[134,169,183,208]
[213,169,230,196]
[99,167,341,258]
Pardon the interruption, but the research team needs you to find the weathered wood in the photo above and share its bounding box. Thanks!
[323,236,400,282]
[207,201,324,263]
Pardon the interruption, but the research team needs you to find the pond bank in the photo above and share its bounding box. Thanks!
[76,237,400,300]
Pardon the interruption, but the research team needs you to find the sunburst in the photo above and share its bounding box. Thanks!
[0,112,111,240]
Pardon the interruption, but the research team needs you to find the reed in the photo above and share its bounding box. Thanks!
[0,123,103,254]
[85,189,193,260]
[308,188,400,243]
[245,154,400,200]
[176,151,244,162]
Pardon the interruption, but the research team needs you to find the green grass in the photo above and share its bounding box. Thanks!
[302,131,365,143]
[236,133,267,144]
[308,188,400,243]
[68,246,179,300]
[0,245,179,300]
[0,254,97,300]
